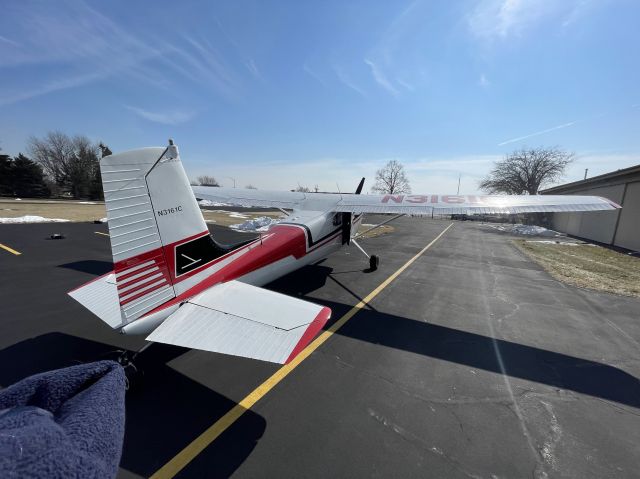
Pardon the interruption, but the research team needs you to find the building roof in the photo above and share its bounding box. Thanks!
[541,163,640,194]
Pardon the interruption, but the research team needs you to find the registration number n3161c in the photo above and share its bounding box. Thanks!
[157,206,183,216]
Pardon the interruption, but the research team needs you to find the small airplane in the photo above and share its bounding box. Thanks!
[69,141,621,365]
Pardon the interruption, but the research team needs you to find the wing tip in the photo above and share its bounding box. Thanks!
[284,306,332,364]
[598,196,622,209]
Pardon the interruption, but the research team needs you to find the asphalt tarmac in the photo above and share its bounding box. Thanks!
[1,218,639,478]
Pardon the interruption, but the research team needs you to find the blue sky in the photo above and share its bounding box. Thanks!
[1,0,638,193]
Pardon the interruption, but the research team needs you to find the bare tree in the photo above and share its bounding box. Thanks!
[27,131,102,199]
[371,160,411,194]
[295,185,310,192]
[245,184,257,189]
[197,175,220,187]
[28,131,76,187]
[479,146,574,195]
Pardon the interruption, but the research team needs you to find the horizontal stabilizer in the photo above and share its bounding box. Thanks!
[146,280,331,364]
[68,273,122,329]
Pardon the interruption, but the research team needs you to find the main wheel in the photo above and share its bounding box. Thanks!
[369,255,380,271]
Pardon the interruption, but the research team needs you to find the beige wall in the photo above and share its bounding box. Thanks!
[613,181,640,251]
[551,184,624,245]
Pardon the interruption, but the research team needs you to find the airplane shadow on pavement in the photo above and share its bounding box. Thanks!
[269,265,640,410]
[0,333,266,478]
[334,306,640,409]
[58,260,113,276]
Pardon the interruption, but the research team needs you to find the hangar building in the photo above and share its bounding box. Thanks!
[541,164,640,252]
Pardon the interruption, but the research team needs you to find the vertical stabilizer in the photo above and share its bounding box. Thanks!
[101,142,208,323]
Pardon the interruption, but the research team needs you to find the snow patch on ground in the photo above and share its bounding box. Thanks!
[98,217,108,223]
[525,240,594,246]
[198,199,230,207]
[487,223,561,237]
[78,201,97,205]
[0,215,70,223]
[229,216,281,232]
[228,212,250,219]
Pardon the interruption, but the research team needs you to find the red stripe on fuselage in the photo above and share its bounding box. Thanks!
[144,224,330,316]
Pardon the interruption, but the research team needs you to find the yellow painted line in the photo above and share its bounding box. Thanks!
[94,231,110,236]
[0,243,21,255]
[150,222,455,479]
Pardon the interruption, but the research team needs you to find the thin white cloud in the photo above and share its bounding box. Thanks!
[0,71,103,106]
[303,63,326,87]
[362,2,427,98]
[0,35,19,47]
[364,59,400,97]
[0,2,244,106]
[396,78,414,92]
[467,0,593,41]
[333,65,367,98]
[479,74,490,87]
[498,121,577,146]
[561,0,594,28]
[469,0,546,39]
[245,59,261,79]
[126,106,196,125]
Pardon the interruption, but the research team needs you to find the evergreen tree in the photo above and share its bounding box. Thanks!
[0,152,50,197]
[0,151,12,196]
[12,153,50,197]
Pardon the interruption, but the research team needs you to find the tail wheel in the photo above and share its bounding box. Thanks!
[369,255,380,271]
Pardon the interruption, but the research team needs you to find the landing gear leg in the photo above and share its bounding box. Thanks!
[351,239,379,271]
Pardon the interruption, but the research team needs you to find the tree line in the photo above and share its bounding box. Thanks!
[0,130,572,200]
[0,131,110,200]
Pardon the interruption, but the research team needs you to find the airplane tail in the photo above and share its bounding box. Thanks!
[70,141,215,326]
[68,141,333,364]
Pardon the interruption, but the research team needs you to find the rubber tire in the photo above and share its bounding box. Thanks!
[369,255,380,271]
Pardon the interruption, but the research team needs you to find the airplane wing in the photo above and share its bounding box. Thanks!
[193,186,306,209]
[332,193,621,215]
[146,280,331,364]
[193,186,620,215]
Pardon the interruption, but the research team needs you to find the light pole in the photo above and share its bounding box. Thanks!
[226,176,236,188]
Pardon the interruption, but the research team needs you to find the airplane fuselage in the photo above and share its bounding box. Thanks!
[120,211,361,335]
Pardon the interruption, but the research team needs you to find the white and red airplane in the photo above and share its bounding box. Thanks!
[69,141,621,365]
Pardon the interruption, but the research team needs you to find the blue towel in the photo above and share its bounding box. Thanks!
[0,360,126,478]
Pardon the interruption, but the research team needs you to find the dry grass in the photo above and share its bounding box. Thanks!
[513,239,640,297]
[0,198,106,221]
